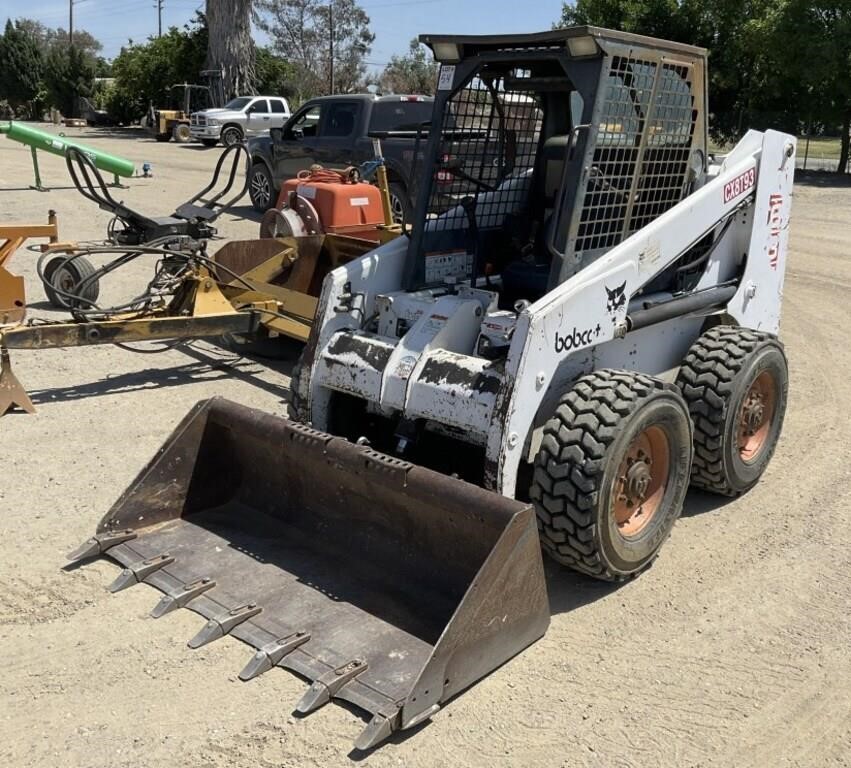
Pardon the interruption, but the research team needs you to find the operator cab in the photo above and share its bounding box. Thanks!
[408,28,707,309]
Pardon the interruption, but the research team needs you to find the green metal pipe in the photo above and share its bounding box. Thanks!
[0,121,135,178]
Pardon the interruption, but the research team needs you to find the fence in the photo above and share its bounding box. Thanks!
[795,135,848,173]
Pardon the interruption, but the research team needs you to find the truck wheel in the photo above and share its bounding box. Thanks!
[676,326,788,496]
[530,370,693,581]
[249,163,276,212]
[172,123,192,143]
[43,255,100,309]
[388,182,410,225]
[221,125,243,147]
[201,138,218,147]
[154,132,170,143]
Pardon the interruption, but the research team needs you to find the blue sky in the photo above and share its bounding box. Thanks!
[3,0,566,73]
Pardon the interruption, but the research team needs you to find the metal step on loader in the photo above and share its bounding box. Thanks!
[69,27,796,750]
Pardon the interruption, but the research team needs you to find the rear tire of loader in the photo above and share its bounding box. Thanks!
[676,325,788,496]
[530,370,693,581]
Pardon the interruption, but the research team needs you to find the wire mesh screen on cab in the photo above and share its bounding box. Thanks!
[572,56,698,256]
[417,71,543,286]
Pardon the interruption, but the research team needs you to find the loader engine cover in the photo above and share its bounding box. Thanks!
[68,398,549,750]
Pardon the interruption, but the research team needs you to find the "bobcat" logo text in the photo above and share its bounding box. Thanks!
[554,324,601,354]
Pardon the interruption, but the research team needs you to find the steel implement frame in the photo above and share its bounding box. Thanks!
[1,311,261,350]
[0,212,63,326]
[69,398,549,750]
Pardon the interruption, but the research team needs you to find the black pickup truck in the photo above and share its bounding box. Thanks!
[246,94,434,221]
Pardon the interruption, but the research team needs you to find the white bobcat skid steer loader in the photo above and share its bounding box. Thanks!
[295,25,795,577]
[69,27,795,751]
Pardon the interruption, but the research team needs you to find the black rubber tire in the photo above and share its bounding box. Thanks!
[530,369,693,581]
[172,122,192,143]
[221,125,243,147]
[388,181,411,226]
[249,163,277,212]
[676,325,788,496]
[154,132,170,142]
[201,138,219,147]
[43,255,100,309]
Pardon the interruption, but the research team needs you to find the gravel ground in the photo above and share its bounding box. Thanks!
[1,127,849,768]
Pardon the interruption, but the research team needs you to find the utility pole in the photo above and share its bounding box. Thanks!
[156,0,163,38]
[328,2,335,95]
[69,0,74,46]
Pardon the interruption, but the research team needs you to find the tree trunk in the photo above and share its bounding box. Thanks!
[838,108,850,175]
[206,0,256,99]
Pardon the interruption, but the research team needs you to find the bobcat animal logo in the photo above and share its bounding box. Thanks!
[606,281,627,315]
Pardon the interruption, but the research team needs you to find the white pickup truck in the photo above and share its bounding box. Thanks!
[190,95,291,147]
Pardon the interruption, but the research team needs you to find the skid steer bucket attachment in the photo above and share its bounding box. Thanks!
[68,398,549,749]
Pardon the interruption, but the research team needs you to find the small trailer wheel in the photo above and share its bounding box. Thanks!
[676,325,788,496]
[530,370,693,581]
[43,255,100,310]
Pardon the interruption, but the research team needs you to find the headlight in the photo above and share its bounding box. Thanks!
[207,118,219,126]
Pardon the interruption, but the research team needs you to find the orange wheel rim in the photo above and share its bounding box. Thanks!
[737,371,776,463]
[612,425,671,537]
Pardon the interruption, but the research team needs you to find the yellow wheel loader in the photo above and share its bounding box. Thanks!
[69,27,796,751]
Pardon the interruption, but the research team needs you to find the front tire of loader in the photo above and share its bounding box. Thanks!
[676,326,788,496]
[530,370,693,581]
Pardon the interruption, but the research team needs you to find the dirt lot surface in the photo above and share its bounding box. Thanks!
[1,127,849,768]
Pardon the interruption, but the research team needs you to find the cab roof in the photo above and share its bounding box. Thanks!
[420,26,707,63]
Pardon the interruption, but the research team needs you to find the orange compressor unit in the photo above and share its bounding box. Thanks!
[275,167,386,239]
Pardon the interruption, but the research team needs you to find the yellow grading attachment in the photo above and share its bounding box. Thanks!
[68,398,549,750]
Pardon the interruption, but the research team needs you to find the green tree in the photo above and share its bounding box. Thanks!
[255,46,297,98]
[255,0,375,101]
[380,39,438,95]
[42,43,96,117]
[109,16,207,122]
[14,19,103,60]
[0,19,43,117]
[763,1,851,172]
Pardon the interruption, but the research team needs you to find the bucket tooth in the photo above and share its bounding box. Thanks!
[296,659,368,715]
[150,578,216,619]
[354,713,398,752]
[187,603,261,649]
[239,631,311,681]
[107,553,174,593]
[66,529,137,564]
[0,345,35,417]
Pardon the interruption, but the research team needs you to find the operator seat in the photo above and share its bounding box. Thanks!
[500,134,570,306]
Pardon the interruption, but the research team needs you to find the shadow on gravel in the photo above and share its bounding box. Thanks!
[795,170,851,188]
[680,488,738,518]
[545,561,628,615]
[220,203,264,224]
[544,489,736,615]
[25,344,294,408]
